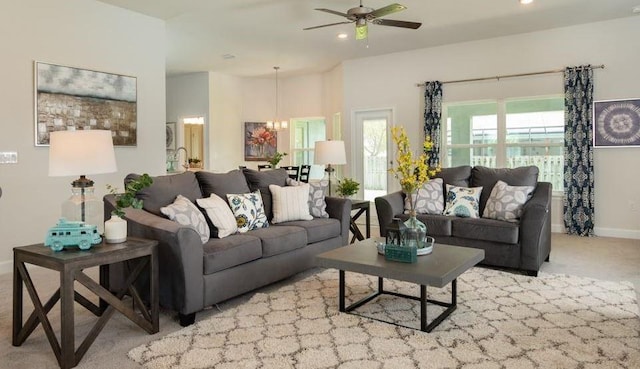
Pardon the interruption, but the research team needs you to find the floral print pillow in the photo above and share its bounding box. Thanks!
[443,185,483,218]
[226,191,269,233]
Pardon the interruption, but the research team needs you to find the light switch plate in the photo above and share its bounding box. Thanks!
[0,151,18,164]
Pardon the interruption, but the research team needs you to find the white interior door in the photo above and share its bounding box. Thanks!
[353,109,394,201]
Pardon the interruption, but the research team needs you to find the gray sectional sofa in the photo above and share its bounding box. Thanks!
[375,166,552,276]
[104,169,350,326]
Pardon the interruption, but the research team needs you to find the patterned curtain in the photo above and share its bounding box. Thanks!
[423,81,443,167]
[563,66,594,236]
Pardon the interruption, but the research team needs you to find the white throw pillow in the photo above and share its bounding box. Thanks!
[483,180,535,222]
[160,194,210,243]
[404,178,444,215]
[443,185,483,218]
[269,184,314,224]
[196,194,238,238]
[226,191,269,233]
[287,178,329,218]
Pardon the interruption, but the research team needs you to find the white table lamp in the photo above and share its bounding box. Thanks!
[314,140,346,196]
[49,130,117,229]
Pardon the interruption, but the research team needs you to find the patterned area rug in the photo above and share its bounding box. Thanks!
[129,268,640,369]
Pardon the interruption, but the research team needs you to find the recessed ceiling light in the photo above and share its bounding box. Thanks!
[520,0,534,4]
[633,5,640,14]
[221,54,235,60]
[337,33,348,39]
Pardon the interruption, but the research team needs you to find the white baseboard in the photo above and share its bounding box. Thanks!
[0,259,12,275]
[552,224,640,240]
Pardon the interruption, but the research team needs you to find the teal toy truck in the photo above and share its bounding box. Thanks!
[44,218,102,251]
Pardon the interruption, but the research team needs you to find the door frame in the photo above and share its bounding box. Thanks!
[351,107,397,200]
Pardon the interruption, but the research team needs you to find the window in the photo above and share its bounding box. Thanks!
[290,118,326,180]
[443,97,564,191]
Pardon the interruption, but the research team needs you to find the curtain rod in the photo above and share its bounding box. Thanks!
[415,64,605,87]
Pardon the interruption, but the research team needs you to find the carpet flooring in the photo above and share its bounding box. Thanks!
[128,267,640,369]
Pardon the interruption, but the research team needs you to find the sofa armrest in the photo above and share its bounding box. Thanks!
[104,194,205,315]
[519,182,552,272]
[325,196,351,246]
[374,191,406,237]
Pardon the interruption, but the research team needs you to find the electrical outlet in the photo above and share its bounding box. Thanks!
[0,151,18,164]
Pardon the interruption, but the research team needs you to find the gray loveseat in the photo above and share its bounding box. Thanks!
[375,166,551,276]
[104,169,350,326]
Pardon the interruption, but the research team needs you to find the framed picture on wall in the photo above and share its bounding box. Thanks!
[593,98,640,148]
[244,122,277,161]
[34,61,137,146]
[166,122,176,150]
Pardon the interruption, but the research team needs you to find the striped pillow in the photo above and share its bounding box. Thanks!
[196,194,238,238]
[269,184,314,224]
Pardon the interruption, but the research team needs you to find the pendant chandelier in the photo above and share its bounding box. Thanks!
[266,66,287,131]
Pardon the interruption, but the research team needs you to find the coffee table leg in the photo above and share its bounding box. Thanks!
[378,277,383,293]
[339,270,345,312]
[420,285,427,331]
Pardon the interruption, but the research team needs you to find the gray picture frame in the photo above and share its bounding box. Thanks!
[593,98,640,148]
[34,61,138,146]
[244,122,277,161]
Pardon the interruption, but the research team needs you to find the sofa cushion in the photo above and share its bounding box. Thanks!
[269,184,313,223]
[482,180,535,222]
[435,166,472,187]
[250,226,307,257]
[128,172,202,216]
[471,166,539,214]
[404,178,444,215]
[452,217,519,244]
[226,191,269,233]
[196,194,238,238]
[196,170,251,200]
[202,235,262,274]
[397,213,453,237]
[243,168,288,220]
[279,218,341,244]
[443,185,483,218]
[160,195,210,243]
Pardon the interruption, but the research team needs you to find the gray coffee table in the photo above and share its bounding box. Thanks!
[316,237,484,332]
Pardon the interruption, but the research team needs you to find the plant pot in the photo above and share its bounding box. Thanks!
[104,215,127,243]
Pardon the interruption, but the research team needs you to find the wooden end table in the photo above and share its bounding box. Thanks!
[349,199,371,243]
[13,237,159,369]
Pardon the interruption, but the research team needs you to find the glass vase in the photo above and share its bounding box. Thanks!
[404,211,428,249]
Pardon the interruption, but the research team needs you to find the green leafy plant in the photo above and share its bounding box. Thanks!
[336,177,360,197]
[266,151,287,167]
[106,173,153,218]
[188,157,202,168]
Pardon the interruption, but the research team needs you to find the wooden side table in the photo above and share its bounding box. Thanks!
[13,237,159,369]
[350,199,371,243]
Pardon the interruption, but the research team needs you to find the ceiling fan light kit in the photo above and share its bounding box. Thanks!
[304,1,421,41]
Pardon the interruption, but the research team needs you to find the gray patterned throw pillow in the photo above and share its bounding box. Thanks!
[160,194,210,243]
[483,180,535,222]
[404,178,444,215]
[287,178,329,218]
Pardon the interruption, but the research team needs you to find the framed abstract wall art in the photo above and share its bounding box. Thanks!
[166,122,176,150]
[593,98,640,148]
[34,61,137,146]
[244,122,277,161]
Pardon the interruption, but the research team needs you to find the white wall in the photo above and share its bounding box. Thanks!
[166,72,210,167]
[209,72,243,172]
[0,0,166,273]
[342,17,640,239]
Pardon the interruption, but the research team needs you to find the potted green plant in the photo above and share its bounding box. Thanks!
[188,157,202,168]
[266,151,287,167]
[105,174,153,243]
[336,177,360,198]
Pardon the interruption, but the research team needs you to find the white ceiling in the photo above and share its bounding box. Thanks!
[98,0,639,77]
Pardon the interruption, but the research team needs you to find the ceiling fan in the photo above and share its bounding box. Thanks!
[304,1,421,40]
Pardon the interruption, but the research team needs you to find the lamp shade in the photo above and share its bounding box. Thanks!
[314,140,346,165]
[49,130,117,177]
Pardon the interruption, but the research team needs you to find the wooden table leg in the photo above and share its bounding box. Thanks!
[60,266,76,369]
[12,256,23,346]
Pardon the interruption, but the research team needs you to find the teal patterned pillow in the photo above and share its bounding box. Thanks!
[443,185,483,218]
[226,191,269,233]
[483,180,535,222]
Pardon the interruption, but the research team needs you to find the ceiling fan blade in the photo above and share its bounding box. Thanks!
[372,18,422,29]
[303,21,353,31]
[315,8,350,18]
[369,3,407,19]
